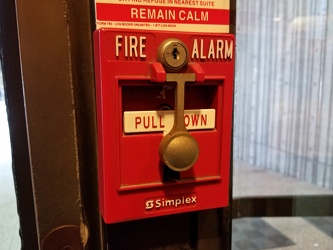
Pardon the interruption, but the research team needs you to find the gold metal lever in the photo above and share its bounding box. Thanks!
[158,73,199,172]
[157,38,200,172]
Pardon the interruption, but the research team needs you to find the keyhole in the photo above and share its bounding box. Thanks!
[158,38,188,72]
[172,46,179,60]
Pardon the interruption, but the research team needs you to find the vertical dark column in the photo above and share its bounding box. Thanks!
[0,0,39,249]
[66,1,104,249]
[1,0,103,248]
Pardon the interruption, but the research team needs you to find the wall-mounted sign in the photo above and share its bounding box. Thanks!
[94,0,230,33]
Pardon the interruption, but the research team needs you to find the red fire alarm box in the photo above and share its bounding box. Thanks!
[94,0,234,224]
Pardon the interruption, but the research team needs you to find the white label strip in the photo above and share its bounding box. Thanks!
[124,109,215,134]
[96,0,230,9]
[94,0,230,33]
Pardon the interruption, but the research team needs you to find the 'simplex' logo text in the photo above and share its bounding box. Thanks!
[145,193,197,211]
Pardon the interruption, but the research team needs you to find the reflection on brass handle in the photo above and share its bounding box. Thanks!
[158,73,199,172]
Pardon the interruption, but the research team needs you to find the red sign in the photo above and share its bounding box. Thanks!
[94,0,230,33]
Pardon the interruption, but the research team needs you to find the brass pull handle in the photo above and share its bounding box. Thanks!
[157,39,199,172]
[159,73,199,172]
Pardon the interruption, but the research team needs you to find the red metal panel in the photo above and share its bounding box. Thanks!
[94,29,234,223]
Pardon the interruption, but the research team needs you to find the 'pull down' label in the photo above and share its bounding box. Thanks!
[124,109,215,134]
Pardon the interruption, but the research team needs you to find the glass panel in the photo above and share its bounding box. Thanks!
[234,0,333,194]
[0,50,20,250]
[233,0,333,249]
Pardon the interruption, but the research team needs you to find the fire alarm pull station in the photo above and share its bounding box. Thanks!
[94,0,234,223]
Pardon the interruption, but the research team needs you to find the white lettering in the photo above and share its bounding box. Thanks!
[140,37,146,58]
[179,10,186,20]
[191,39,233,60]
[165,199,174,206]
[131,8,176,20]
[145,200,154,210]
[216,40,223,59]
[201,11,209,21]
[131,8,138,18]
[208,40,215,59]
[225,40,233,59]
[129,36,137,57]
[124,36,128,57]
[115,35,122,57]
[145,195,197,210]
[155,199,161,208]
[179,10,208,21]
[187,11,193,20]
[157,9,164,19]
[131,8,207,21]
[140,8,146,19]
[114,35,147,59]
[200,39,206,59]
[191,39,199,59]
